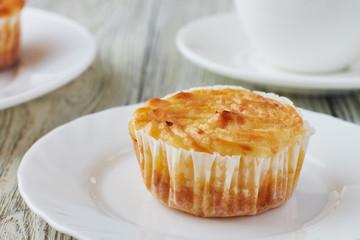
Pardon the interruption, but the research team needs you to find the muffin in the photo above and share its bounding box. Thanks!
[128,86,313,217]
[0,0,25,70]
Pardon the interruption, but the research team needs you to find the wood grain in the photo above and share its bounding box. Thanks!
[0,0,359,239]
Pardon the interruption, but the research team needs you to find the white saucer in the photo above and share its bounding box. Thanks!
[18,104,360,239]
[176,13,360,92]
[0,7,96,110]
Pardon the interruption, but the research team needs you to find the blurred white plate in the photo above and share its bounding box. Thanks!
[176,13,360,93]
[0,7,96,110]
[18,104,360,240]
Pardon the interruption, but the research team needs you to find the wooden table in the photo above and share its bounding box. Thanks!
[1,0,359,239]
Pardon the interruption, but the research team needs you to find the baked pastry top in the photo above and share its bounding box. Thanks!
[129,88,305,158]
[0,0,25,17]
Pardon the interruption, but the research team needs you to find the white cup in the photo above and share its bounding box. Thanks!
[234,0,360,73]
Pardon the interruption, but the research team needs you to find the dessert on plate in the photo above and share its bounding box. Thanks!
[0,0,25,70]
[128,86,314,217]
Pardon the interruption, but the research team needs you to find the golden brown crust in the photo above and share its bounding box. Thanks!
[129,88,304,158]
[0,0,24,17]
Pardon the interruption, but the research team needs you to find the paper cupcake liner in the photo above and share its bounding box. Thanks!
[0,12,21,69]
[132,127,310,217]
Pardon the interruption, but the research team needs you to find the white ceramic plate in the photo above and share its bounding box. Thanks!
[0,7,96,110]
[176,13,360,92]
[18,104,360,240]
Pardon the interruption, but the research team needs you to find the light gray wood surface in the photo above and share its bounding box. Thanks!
[0,0,359,239]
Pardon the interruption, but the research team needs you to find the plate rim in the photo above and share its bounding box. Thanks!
[176,12,360,90]
[17,107,107,240]
[0,6,97,110]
